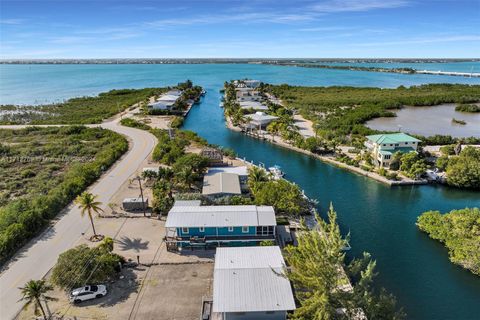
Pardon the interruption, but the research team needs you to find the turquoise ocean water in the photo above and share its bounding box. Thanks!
[1,63,480,319]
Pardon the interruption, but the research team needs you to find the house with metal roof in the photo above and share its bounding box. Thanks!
[235,88,262,102]
[164,205,276,250]
[247,112,278,129]
[207,166,249,191]
[202,172,242,198]
[239,100,269,111]
[210,246,296,319]
[365,133,421,168]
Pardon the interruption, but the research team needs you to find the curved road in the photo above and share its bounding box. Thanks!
[0,115,157,320]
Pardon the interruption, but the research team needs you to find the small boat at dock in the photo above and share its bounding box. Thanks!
[268,165,285,179]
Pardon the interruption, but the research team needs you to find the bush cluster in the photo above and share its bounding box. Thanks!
[0,127,128,264]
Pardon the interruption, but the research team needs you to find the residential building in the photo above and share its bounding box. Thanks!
[239,100,269,111]
[164,205,276,250]
[365,133,421,168]
[235,88,262,102]
[247,112,279,129]
[210,246,296,320]
[147,90,182,110]
[202,172,242,198]
[148,100,175,110]
[207,166,249,187]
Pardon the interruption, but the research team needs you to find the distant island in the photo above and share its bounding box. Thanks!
[0,58,479,64]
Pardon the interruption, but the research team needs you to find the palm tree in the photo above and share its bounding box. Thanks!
[74,192,103,237]
[176,167,196,190]
[248,166,269,194]
[19,279,57,320]
[267,121,280,142]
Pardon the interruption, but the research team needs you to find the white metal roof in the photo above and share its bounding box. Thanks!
[173,200,201,207]
[239,101,269,110]
[157,94,180,102]
[202,172,241,196]
[165,205,276,228]
[207,166,248,177]
[213,246,296,313]
[247,112,278,122]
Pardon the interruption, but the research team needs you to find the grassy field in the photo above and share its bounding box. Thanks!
[0,88,167,124]
[266,83,480,138]
[0,126,128,263]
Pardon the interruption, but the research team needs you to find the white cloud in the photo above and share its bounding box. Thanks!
[311,0,409,13]
[0,18,26,25]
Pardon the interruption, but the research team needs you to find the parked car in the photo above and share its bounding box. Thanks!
[69,285,107,303]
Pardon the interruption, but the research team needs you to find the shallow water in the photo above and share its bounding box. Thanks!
[366,104,480,137]
[1,63,480,319]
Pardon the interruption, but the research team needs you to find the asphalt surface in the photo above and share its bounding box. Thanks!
[0,115,157,320]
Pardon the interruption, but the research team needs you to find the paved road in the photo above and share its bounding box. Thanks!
[0,115,157,320]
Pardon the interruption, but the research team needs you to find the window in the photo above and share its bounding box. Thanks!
[228,226,234,232]
[199,227,205,232]
[242,226,249,233]
[182,227,189,234]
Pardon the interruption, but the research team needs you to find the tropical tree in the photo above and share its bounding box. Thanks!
[266,121,280,142]
[284,204,405,319]
[247,166,269,193]
[175,166,196,190]
[74,192,103,237]
[19,279,57,320]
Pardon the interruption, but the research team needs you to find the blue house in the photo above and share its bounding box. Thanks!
[164,205,276,250]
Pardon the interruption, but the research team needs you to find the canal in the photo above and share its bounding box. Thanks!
[2,63,479,319]
[182,77,480,320]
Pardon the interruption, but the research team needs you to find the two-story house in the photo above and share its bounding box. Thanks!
[164,205,276,250]
[365,133,421,168]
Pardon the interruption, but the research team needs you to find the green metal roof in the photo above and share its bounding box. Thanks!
[366,133,421,144]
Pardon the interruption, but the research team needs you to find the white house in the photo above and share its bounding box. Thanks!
[239,101,269,111]
[247,112,278,129]
[365,133,421,168]
[236,88,262,102]
[211,246,296,320]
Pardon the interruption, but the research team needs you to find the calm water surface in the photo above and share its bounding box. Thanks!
[1,64,479,319]
[319,61,480,73]
[366,104,480,137]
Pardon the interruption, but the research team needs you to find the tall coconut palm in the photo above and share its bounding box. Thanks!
[19,279,57,320]
[75,192,103,236]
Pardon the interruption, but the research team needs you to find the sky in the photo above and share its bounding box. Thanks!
[0,0,479,59]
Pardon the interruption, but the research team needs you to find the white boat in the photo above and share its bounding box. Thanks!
[268,165,285,179]
[201,89,206,96]
[219,102,224,108]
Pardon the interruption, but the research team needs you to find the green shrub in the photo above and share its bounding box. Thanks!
[0,127,128,264]
[417,208,480,275]
[120,118,151,130]
[51,244,124,289]
[455,104,480,113]
[445,147,480,189]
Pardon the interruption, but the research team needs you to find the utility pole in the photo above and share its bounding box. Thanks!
[137,176,146,217]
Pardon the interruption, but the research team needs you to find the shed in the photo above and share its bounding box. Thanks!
[122,197,148,211]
